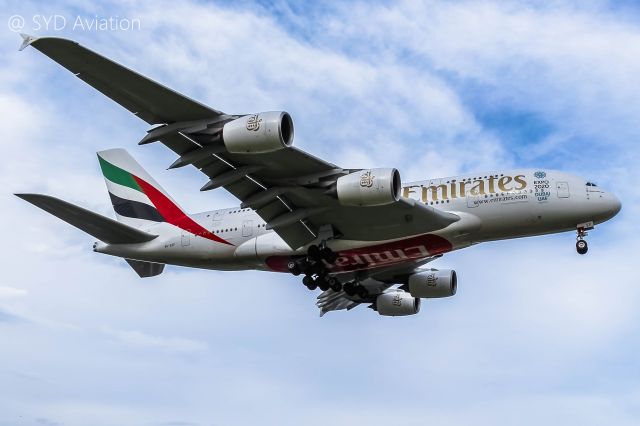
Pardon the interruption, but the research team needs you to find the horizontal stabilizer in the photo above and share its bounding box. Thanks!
[125,259,165,278]
[15,193,158,244]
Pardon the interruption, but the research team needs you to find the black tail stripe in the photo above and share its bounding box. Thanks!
[108,192,165,222]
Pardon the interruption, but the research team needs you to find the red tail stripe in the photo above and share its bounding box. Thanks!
[132,176,233,246]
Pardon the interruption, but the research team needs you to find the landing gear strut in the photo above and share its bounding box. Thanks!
[289,242,342,291]
[576,223,592,255]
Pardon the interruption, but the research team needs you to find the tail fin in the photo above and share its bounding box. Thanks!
[97,149,184,227]
[98,148,232,246]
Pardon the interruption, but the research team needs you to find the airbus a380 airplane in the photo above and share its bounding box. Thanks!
[16,35,621,316]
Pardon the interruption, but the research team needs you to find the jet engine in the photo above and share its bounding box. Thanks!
[222,111,294,154]
[375,291,421,316]
[336,168,401,207]
[408,269,457,298]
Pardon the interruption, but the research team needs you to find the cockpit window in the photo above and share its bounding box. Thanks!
[586,182,598,187]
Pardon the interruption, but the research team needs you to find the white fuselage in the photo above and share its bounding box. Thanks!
[95,169,621,275]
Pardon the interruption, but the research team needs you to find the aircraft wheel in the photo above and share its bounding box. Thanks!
[301,261,313,276]
[303,276,317,290]
[576,240,588,255]
[308,244,321,259]
[327,276,342,292]
[312,261,325,275]
[287,260,300,276]
[321,247,339,264]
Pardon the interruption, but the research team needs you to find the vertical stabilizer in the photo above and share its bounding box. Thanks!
[97,148,182,228]
[97,149,232,246]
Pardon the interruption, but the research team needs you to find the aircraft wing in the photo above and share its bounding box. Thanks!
[23,35,459,249]
[19,34,223,124]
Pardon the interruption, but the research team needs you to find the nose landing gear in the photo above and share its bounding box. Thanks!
[288,243,342,291]
[575,222,593,255]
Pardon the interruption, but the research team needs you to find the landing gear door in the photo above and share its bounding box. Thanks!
[557,182,570,198]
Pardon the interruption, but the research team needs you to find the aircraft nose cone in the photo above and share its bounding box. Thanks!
[590,191,621,223]
[608,193,622,217]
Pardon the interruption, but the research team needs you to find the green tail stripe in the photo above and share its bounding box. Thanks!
[98,155,142,192]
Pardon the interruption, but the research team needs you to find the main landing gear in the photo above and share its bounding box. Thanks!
[575,222,593,255]
[287,243,370,298]
[286,243,344,293]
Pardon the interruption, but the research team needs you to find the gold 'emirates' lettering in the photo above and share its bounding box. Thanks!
[497,176,511,192]
[514,175,526,189]
[470,180,486,196]
[421,184,448,201]
[402,174,528,203]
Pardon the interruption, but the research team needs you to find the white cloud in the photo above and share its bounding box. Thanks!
[100,326,206,353]
[0,286,28,299]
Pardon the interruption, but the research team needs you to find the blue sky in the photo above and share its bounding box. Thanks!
[1,1,639,425]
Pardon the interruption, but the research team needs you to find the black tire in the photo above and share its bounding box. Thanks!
[287,260,300,276]
[312,261,325,275]
[301,261,313,276]
[321,247,339,264]
[302,275,314,287]
[308,244,321,259]
[327,276,342,292]
[576,240,588,255]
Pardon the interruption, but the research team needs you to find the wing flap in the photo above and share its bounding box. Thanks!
[317,289,361,316]
[16,193,158,245]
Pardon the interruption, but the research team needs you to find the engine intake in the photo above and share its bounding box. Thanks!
[336,168,401,207]
[376,291,421,316]
[223,111,294,154]
[408,269,457,298]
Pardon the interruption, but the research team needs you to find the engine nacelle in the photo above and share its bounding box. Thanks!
[336,168,401,207]
[222,111,294,154]
[408,269,457,298]
[376,291,421,316]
